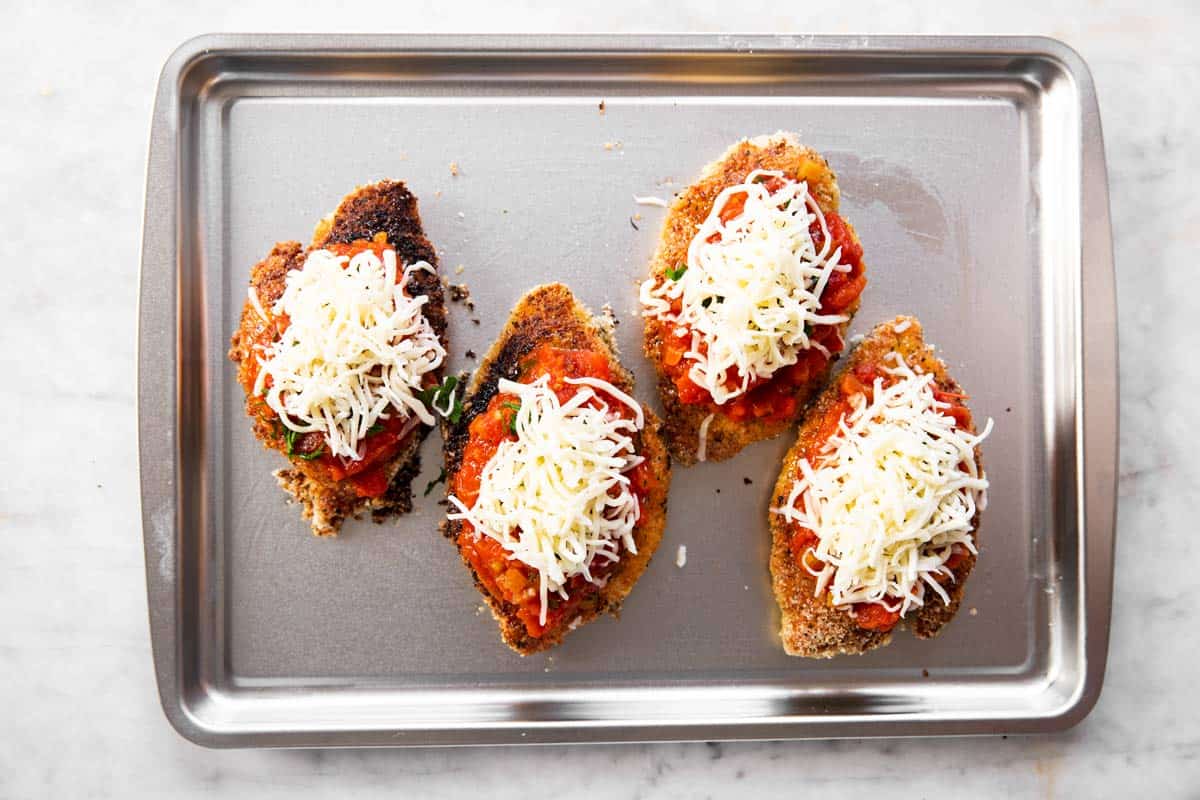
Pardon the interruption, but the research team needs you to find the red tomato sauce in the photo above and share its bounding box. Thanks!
[451,345,654,639]
[237,233,434,498]
[785,361,974,632]
[655,175,866,421]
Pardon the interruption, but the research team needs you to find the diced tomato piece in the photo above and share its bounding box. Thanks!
[719,191,748,223]
[674,374,709,405]
[941,402,972,430]
[496,568,528,598]
[320,414,414,482]
[943,545,969,572]
[561,349,610,380]
[854,363,879,383]
[812,324,844,354]
[789,526,819,561]
[726,401,750,421]
[840,372,867,399]
[759,175,788,193]
[806,398,851,461]
[821,273,867,312]
[778,360,810,389]
[854,602,901,632]
[349,464,391,498]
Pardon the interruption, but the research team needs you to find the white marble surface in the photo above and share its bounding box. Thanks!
[3,0,1197,796]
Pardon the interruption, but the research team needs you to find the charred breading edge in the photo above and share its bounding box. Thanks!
[643,132,866,466]
[441,284,672,655]
[768,316,983,658]
[227,180,447,537]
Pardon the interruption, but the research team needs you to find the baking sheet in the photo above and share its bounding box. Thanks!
[138,34,1116,746]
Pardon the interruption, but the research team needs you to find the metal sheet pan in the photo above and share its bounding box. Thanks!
[138,34,1117,747]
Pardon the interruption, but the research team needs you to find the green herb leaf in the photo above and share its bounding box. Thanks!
[503,401,521,434]
[421,375,462,422]
[296,444,325,461]
[367,421,385,435]
[423,467,446,497]
[665,264,687,281]
[284,426,324,460]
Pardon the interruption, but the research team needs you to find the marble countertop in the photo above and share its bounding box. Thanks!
[3,1,1196,796]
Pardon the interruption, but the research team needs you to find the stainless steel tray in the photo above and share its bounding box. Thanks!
[138,34,1117,747]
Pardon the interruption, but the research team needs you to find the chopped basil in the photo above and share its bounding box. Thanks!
[664,264,687,281]
[296,444,324,461]
[503,401,521,434]
[367,421,384,435]
[284,426,324,460]
[423,467,446,497]
[419,375,464,424]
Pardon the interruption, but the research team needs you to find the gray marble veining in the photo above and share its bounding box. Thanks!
[2,0,1197,796]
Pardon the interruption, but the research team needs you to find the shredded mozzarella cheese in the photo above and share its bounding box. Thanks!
[446,375,645,626]
[697,413,715,462]
[254,247,445,460]
[247,285,267,322]
[640,169,850,404]
[772,353,992,617]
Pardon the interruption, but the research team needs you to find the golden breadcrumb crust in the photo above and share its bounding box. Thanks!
[642,133,865,465]
[441,284,672,654]
[769,316,983,657]
[227,181,445,536]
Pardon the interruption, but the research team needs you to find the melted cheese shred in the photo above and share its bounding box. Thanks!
[772,354,993,617]
[640,169,850,404]
[254,247,445,460]
[446,376,645,626]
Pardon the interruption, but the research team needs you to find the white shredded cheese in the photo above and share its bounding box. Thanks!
[676,545,687,568]
[697,412,715,462]
[640,169,851,404]
[254,247,445,460]
[893,319,912,334]
[247,285,267,322]
[446,375,645,626]
[429,383,458,419]
[772,353,992,617]
[634,195,669,207]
